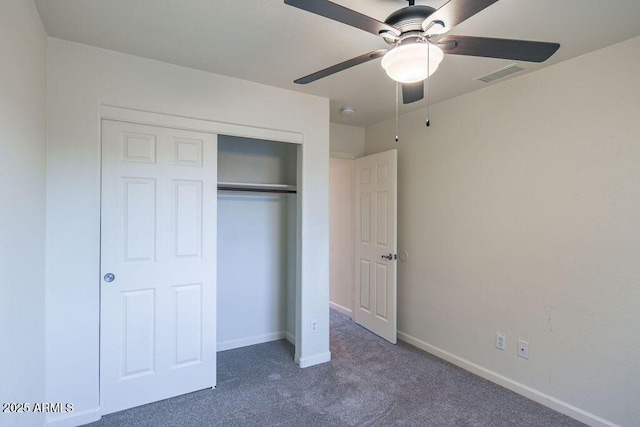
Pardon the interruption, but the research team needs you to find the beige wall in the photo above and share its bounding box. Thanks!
[0,1,47,426]
[329,157,354,315]
[365,36,640,427]
[329,123,363,315]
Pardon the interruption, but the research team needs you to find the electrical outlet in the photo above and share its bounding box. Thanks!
[310,319,318,333]
[496,333,506,351]
[518,339,530,359]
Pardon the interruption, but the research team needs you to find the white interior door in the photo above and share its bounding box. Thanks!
[100,120,217,414]
[354,149,397,343]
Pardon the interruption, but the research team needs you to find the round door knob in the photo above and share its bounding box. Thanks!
[104,273,115,283]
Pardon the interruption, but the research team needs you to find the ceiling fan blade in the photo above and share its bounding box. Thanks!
[294,50,387,84]
[402,81,424,104]
[438,35,560,62]
[284,0,400,37]
[423,0,499,32]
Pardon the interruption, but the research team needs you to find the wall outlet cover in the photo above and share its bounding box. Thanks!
[496,333,506,351]
[518,339,530,359]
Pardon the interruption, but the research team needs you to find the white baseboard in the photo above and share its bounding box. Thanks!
[217,331,287,352]
[298,351,331,368]
[285,331,295,345]
[329,301,352,317]
[46,406,101,427]
[397,331,618,427]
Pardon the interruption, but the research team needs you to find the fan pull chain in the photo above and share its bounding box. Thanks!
[425,80,430,127]
[426,43,431,127]
[395,81,399,142]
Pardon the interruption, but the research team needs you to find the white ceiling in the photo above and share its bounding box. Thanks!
[34,0,640,127]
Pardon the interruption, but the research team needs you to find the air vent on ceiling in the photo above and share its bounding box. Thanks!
[476,64,525,83]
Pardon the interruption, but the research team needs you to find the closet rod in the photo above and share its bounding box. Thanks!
[218,181,297,194]
[217,186,297,194]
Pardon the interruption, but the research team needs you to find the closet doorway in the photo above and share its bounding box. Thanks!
[217,136,298,352]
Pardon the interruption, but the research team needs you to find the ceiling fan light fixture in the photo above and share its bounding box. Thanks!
[381,42,444,83]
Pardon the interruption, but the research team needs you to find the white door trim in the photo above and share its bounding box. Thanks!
[101,105,303,145]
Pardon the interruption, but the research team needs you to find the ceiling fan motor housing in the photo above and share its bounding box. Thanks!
[385,5,436,34]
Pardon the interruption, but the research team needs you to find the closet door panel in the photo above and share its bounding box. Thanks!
[100,120,217,415]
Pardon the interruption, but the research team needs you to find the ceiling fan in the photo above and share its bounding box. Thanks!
[284,0,560,105]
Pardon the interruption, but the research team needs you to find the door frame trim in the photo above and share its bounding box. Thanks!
[101,105,303,144]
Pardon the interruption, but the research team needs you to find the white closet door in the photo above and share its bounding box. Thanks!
[100,120,217,414]
[354,149,397,343]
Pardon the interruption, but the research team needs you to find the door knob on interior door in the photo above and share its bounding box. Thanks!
[381,253,394,260]
[103,273,115,283]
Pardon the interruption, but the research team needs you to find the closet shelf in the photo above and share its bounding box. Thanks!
[217,181,297,194]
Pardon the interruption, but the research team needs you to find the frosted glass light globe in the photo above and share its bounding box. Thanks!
[381,42,444,83]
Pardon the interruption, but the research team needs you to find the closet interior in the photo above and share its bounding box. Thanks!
[216,135,298,352]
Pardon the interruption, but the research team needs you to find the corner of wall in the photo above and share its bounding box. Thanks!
[330,122,365,158]
[0,1,48,426]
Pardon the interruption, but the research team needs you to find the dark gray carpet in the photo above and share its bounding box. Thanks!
[90,310,584,426]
